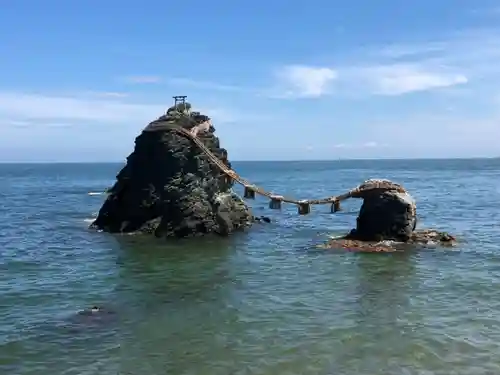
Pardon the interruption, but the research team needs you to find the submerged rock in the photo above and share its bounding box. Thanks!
[253,215,271,223]
[322,230,457,252]
[409,229,456,245]
[76,306,116,319]
[91,101,252,238]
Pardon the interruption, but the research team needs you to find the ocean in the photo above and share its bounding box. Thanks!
[1,159,500,375]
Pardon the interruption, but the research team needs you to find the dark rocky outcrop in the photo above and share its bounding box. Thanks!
[320,179,456,252]
[254,215,271,223]
[345,179,417,242]
[90,102,253,238]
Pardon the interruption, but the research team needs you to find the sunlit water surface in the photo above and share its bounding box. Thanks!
[1,159,500,375]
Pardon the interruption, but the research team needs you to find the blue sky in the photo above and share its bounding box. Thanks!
[1,0,500,162]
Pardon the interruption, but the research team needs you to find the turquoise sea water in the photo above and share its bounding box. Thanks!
[1,159,500,375]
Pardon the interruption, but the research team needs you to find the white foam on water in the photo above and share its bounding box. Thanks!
[88,192,103,196]
[376,240,399,246]
[327,234,345,240]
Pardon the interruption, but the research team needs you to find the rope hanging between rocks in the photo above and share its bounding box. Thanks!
[172,126,405,214]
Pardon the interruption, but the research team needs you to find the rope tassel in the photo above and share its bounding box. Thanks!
[269,195,284,209]
[298,200,311,215]
[331,200,341,213]
[243,185,256,199]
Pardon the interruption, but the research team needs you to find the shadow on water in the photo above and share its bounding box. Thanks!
[329,251,425,371]
[353,251,417,323]
[0,234,243,375]
[113,234,240,317]
[109,234,254,374]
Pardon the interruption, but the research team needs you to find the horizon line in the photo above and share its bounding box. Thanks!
[0,156,498,164]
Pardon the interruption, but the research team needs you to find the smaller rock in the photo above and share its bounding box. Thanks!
[346,179,416,242]
[63,306,118,332]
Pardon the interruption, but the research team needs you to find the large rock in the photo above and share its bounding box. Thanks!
[90,102,253,238]
[345,179,417,242]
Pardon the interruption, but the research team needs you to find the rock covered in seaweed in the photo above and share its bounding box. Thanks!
[90,100,253,238]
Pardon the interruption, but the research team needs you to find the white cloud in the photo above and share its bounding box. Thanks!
[81,28,500,107]
[360,64,468,95]
[275,65,338,98]
[86,91,129,98]
[332,142,384,149]
[5,119,32,127]
[121,75,162,84]
[368,29,500,85]
[375,42,447,59]
[0,91,236,126]
[0,91,163,123]
[272,62,467,98]
[3,119,73,128]
[269,28,500,99]
[109,28,496,101]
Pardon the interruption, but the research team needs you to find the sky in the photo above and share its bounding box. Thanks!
[1,0,500,162]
